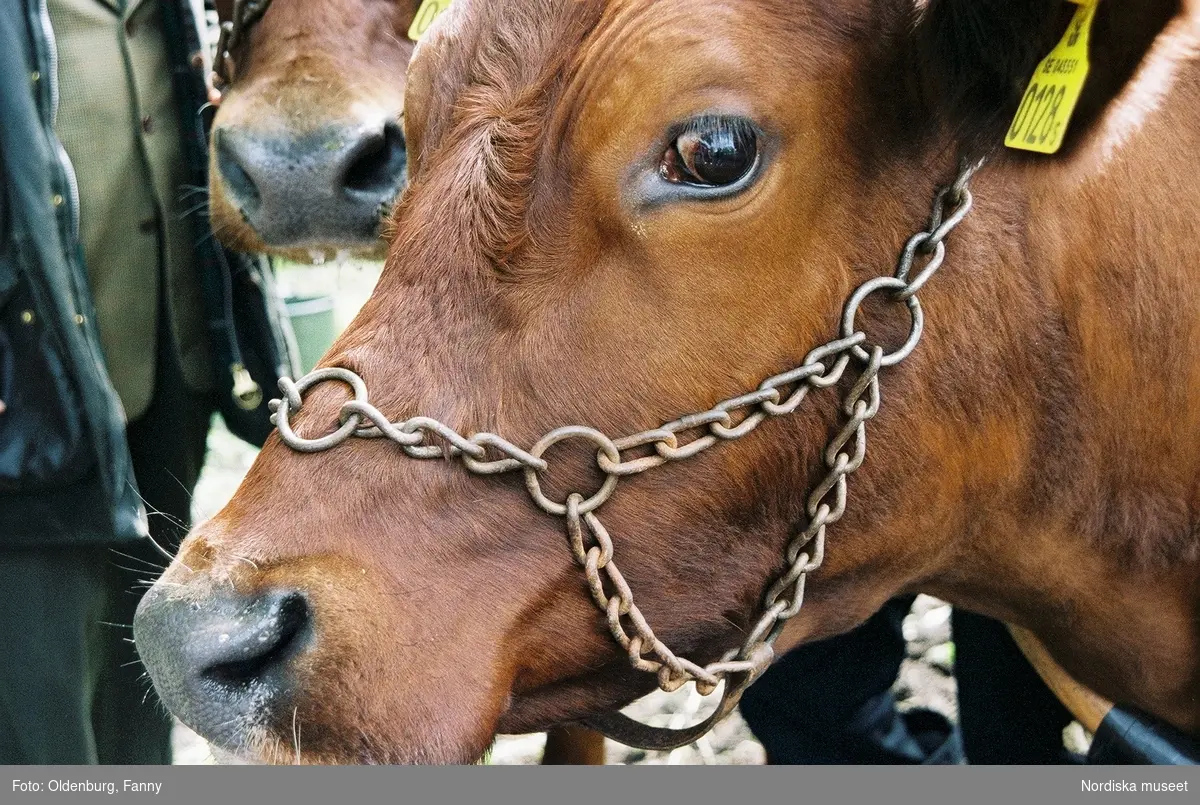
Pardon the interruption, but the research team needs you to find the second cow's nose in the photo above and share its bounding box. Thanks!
[213,119,406,249]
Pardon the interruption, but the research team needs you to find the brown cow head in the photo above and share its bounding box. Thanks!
[208,0,423,258]
[137,0,1197,763]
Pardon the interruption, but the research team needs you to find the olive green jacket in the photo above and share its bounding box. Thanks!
[47,0,212,420]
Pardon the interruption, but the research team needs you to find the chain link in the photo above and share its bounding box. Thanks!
[213,0,273,88]
[268,160,981,749]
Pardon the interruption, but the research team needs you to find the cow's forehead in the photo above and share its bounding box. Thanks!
[411,0,873,140]
[413,0,605,113]
[403,0,872,264]
[402,0,605,261]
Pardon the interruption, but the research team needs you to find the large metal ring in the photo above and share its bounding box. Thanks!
[524,426,621,515]
[274,367,369,453]
[841,276,923,367]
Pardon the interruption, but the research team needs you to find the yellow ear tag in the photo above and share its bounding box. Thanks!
[1005,0,1098,154]
[408,0,453,42]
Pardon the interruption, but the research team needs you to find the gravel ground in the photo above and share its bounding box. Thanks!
[171,260,961,765]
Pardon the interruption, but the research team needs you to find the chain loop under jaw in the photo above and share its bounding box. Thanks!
[267,162,981,750]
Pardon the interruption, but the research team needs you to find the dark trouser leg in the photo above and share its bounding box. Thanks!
[951,609,1075,763]
[739,596,961,764]
[91,341,213,765]
[0,547,110,763]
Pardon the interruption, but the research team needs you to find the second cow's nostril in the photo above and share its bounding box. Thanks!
[214,128,262,218]
[200,590,310,690]
[342,120,407,196]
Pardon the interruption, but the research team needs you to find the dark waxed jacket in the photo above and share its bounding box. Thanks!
[1,0,295,547]
[0,0,147,545]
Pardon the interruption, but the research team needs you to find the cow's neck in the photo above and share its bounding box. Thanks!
[774,93,1200,734]
[934,92,1200,732]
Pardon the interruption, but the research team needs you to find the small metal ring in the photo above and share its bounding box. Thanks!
[274,368,369,452]
[841,276,924,367]
[523,426,621,515]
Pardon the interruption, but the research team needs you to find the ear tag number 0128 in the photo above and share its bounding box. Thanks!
[408,0,453,42]
[1005,0,1098,154]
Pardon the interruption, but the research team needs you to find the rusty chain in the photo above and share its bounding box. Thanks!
[269,160,980,749]
[213,0,272,88]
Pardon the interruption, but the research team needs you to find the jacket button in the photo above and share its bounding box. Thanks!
[20,310,34,325]
[51,194,63,207]
[141,115,153,134]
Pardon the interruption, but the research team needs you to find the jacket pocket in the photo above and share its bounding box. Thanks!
[0,275,94,492]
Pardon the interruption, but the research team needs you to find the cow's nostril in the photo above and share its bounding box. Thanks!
[342,120,407,196]
[214,128,263,219]
[199,590,310,691]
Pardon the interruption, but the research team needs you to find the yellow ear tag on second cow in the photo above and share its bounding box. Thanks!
[1005,0,1098,154]
[408,0,453,42]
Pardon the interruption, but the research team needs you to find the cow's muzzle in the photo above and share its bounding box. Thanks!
[212,118,406,250]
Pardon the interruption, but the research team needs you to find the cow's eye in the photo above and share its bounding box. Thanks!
[660,117,758,187]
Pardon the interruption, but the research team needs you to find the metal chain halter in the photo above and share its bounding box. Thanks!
[269,161,981,751]
[213,0,272,88]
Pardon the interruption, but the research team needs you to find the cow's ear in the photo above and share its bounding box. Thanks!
[913,0,1184,152]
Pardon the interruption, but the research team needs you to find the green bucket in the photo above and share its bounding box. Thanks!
[285,295,337,375]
